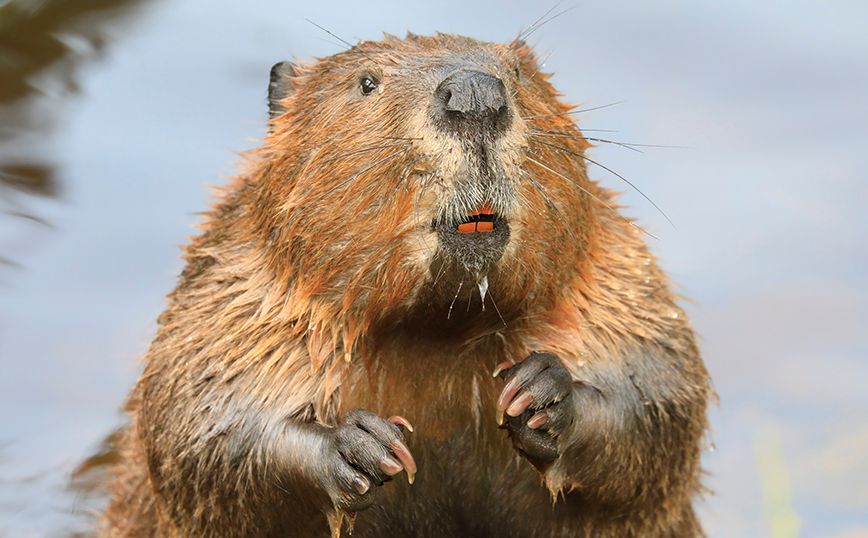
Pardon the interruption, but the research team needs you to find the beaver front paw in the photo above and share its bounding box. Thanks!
[494,352,577,472]
[326,408,416,512]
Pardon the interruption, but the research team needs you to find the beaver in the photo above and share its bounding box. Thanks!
[95,33,711,538]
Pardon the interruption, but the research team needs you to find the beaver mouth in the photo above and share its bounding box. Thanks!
[456,203,496,233]
[433,203,510,274]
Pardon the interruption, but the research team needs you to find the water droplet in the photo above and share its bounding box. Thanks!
[477,275,489,310]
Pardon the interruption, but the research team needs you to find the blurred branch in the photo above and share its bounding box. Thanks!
[754,425,801,538]
[0,0,151,270]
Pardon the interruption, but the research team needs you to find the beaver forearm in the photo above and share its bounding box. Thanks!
[140,386,415,535]
[554,343,708,505]
[138,400,329,536]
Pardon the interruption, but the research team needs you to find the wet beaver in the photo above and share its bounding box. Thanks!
[96,33,710,538]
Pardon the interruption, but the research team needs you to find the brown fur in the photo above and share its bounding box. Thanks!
[94,33,710,537]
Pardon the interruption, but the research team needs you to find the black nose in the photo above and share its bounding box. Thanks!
[436,69,507,116]
[433,69,511,134]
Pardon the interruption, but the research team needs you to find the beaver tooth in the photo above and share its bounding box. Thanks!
[457,203,497,233]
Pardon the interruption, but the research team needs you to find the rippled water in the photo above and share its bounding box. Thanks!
[1,1,866,537]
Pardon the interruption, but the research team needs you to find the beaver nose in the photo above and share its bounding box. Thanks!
[437,70,507,116]
[433,69,511,134]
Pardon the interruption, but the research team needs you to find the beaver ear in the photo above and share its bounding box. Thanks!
[269,61,298,120]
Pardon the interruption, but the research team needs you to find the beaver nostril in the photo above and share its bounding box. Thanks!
[433,69,510,133]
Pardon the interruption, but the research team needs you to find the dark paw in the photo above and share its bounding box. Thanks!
[327,409,416,512]
[495,352,576,471]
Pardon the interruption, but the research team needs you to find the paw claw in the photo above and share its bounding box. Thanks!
[390,438,417,484]
[352,475,370,495]
[527,411,548,429]
[492,361,514,378]
[388,415,414,433]
[506,390,534,417]
[496,376,522,414]
[379,455,403,476]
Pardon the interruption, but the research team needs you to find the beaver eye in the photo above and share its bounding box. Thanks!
[360,76,378,95]
[514,66,522,81]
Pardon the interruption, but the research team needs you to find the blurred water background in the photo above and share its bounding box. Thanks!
[1,1,866,536]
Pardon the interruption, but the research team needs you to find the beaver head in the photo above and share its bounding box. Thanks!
[238,34,596,325]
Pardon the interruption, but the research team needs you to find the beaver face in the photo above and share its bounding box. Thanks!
[265,34,592,310]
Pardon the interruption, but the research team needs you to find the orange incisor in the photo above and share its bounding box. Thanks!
[458,203,495,233]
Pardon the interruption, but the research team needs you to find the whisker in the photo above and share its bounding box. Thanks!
[486,288,508,329]
[523,151,621,214]
[414,174,433,254]
[384,153,422,205]
[527,49,555,83]
[528,130,690,151]
[287,149,408,227]
[523,149,659,240]
[447,281,463,320]
[518,4,563,41]
[431,255,448,288]
[595,141,691,150]
[304,19,376,62]
[522,170,581,248]
[520,5,576,41]
[380,136,424,142]
[313,36,348,50]
[527,127,618,133]
[522,101,625,120]
[321,141,413,164]
[304,19,355,50]
[529,131,645,153]
[513,49,556,99]
[530,139,675,230]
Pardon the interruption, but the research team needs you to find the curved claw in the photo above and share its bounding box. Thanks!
[389,438,417,485]
[527,411,548,429]
[496,375,523,425]
[379,455,403,476]
[492,361,515,378]
[506,390,534,417]
[388,415,414,433]
[352,475,370,495]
